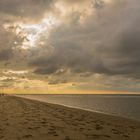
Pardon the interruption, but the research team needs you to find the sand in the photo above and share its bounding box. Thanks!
[0,95,140,140]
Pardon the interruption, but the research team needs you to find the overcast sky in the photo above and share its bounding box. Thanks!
[0,0,140,94]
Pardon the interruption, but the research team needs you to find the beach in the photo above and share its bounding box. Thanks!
[0,96,140,140]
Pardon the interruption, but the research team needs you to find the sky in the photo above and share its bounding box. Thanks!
[0,0,140,94]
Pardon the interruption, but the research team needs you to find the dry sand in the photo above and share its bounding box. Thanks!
[0,95,140,140]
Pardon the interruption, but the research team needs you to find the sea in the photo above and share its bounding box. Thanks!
[15,94,140,121]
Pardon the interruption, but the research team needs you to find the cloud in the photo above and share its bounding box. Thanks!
[29,0,140,80]
[0,27,18,61]
[0,49,12,61]
[0,0,140,92]
[0,0,55,20]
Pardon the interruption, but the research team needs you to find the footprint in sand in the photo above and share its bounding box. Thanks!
[40,120,47,125]
[23,134,33,138]
[111,129,122,135]
[0,128,4,138]
[123,134,129,138]
[48,130,58,136]
[95,124,103,130]
[0,135,4,139]
[103,135,111,138]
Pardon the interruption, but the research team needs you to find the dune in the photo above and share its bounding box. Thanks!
[0,95,140,140]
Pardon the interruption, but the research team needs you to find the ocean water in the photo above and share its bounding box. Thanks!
[16,94,140,121]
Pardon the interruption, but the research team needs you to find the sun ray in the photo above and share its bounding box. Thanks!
[3,16,60,49]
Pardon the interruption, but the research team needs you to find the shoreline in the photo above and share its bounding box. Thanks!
[0,95,140,140]
[15,94,140,122]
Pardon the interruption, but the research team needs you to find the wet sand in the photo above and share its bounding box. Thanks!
[0,95,140,140]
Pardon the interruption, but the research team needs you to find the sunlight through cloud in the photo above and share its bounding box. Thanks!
[3,16,60,49]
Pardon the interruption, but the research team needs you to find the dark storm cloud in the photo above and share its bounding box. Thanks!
[0,49,12,61]
[0,0,55,19]
[34,66,58,75]
[31,0,140,79]
[0,27,23,61]
[32,44,108,75]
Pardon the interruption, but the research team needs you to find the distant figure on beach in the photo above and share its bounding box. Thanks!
[0,93,5,96]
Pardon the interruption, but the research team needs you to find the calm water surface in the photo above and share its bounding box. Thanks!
[16,94,140,121]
